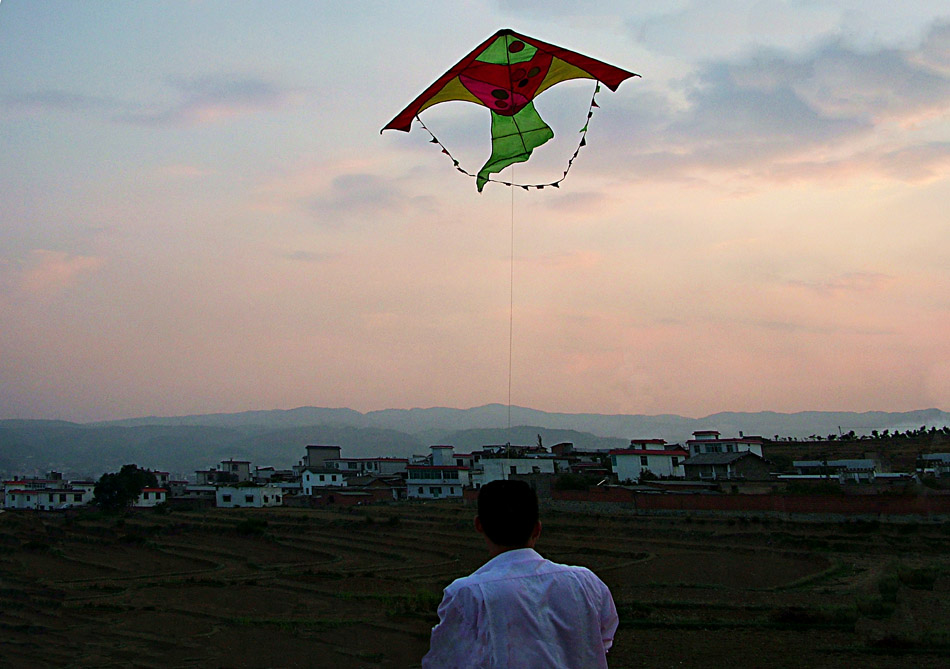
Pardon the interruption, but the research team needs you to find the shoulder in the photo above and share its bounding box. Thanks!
[544,559,612,592]
[442,572,483,600]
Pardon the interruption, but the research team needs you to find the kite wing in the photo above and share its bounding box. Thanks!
[383,29,637,191]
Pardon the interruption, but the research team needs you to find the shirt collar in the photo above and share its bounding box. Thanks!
[475,547,542,573]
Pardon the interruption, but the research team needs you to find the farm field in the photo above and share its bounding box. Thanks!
[1,502,948,668]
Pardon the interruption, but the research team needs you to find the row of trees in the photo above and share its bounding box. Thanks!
[776,426,950,443]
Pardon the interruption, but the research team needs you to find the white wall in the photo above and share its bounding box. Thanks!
[215,485,283,508]
[613,453,684,482]
[471,458,556,487]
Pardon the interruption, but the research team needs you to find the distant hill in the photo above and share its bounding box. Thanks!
[2,406,947,479]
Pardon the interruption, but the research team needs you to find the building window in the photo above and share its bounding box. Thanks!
[510,466,517,475]
[319,474,325,482]
[671,457,678,467]
[245,495,254,503]
[430,487,442,496]
[640,456,648,466]
[222,494,231,502]
[418,487,424,494]
[143,492,150,500]
[74,494,82,502]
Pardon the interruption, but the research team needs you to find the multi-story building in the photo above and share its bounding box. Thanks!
[302,468,347,495]
[3,477,95,510]
[686,431,765,458]
[196,459,252,484]
[610,439,689,482]
[326,457,408,477]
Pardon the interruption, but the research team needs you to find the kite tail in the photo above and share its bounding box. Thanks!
[477,102,554,192]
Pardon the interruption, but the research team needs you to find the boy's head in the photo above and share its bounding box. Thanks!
[476,479,539,547]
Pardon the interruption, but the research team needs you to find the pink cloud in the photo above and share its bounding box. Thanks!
[783,272,894,296]
[19,250,105,295]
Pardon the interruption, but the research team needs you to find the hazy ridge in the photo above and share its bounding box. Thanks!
[2,406,948,478]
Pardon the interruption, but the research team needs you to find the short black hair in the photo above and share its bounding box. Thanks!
[477,480,539,547]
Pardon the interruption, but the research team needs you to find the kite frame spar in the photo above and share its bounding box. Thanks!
[382,28,638,191]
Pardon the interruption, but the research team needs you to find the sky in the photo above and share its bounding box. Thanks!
[1,1,948,423]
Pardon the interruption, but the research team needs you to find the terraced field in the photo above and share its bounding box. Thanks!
[1,503,948,667]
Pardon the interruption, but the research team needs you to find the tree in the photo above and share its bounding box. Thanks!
[94,464,158,511]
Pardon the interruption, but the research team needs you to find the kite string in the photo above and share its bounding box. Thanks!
[508,163,514,437]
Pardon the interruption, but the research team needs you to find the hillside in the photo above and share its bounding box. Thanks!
[2,406,948,479]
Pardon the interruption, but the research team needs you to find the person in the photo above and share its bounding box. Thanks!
[422,479,619,668]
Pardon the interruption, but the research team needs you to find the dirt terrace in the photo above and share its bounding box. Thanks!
[1,503,948,668]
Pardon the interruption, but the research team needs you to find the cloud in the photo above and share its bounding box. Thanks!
[873,142,950,181]
[0,90,114,113]
[17,250,105,295]
[308,173,409,220]
[524,250,602,271]
[537,191,609,213]
[307,172,433,225]
[116,74,291,126]
[915,21,950,74]
[2,74,293,127]
[599,21,950,184]
[155,163,216,179]
[278,250,340,263]
[782,272,894,296]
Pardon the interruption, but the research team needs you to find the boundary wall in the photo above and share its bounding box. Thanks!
[550,487,950,520]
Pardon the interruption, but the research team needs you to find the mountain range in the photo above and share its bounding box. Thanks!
[2,405,947,479]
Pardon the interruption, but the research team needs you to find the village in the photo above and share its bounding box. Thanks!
[4,429,950,514]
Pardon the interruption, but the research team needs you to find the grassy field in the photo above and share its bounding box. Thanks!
[1,502,948,667]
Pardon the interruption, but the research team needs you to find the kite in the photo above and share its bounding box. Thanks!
[382,29,638,191]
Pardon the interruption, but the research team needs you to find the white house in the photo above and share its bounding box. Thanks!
[135,488,167,508]
[219,459,252,482]
[3,480,95,510]
[302,468,347,495]
[686,431,765,458]
[326,457,408,477]
[149,470,171,487]
[406,465,469,499]
[469,457,556,488]
[4,488,40,509]
[196,459,253,484]
[793,459,878,483]
[215,484,284,508]
[917,453,950,477]
[610,440,690,482]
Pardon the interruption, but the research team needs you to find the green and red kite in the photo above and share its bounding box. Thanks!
[383,29,638,191]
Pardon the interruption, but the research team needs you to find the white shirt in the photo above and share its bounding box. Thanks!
[422,548,618,668]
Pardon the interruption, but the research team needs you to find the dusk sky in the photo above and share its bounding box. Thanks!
[1,1,948,423]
